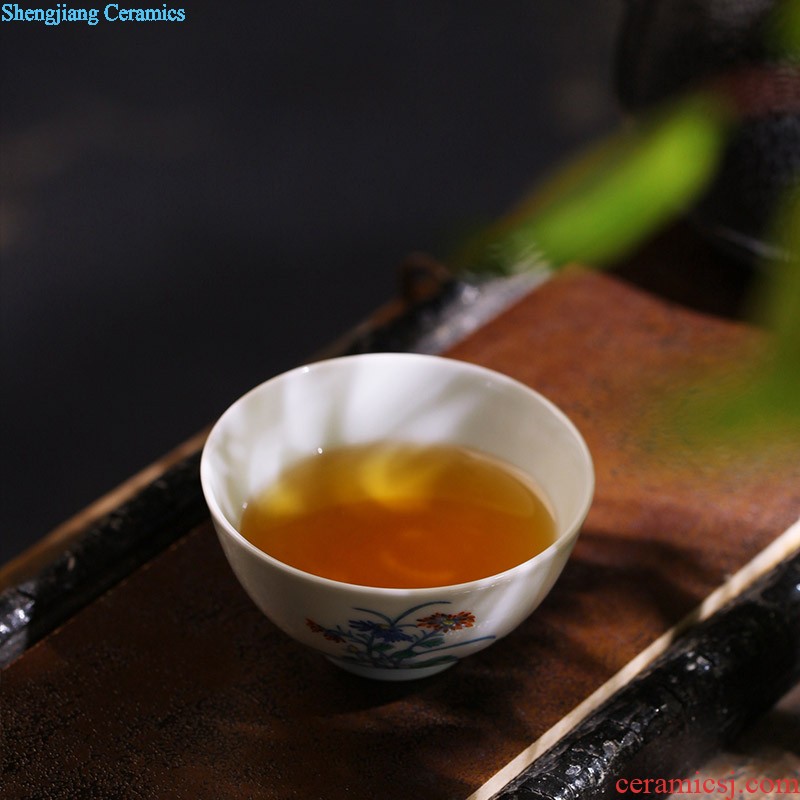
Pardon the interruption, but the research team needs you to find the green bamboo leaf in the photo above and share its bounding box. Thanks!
[721,194,800,439]
[453,93,732,274]
[766,0,800,58]
[659,194,800,449]
[754,194,800,358]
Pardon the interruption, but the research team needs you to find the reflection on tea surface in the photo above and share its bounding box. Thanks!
[240,442,556,588]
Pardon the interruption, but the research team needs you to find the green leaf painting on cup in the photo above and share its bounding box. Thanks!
[306,602,495,670]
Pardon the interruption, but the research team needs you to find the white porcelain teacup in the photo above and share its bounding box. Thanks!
[200,353,594,680]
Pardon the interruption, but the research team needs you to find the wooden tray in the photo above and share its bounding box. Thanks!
[2,246,798,799]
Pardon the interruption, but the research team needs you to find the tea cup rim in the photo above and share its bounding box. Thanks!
[200,352,594,595]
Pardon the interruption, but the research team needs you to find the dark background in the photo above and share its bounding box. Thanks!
[1,1,622,564]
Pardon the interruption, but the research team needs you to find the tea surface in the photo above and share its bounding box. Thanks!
[239,442,556,588]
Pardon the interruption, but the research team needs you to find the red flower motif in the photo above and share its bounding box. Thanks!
[416,611,475,632]
[307,618,345,643]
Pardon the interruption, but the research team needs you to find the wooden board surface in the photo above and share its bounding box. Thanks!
[2,272,799,799]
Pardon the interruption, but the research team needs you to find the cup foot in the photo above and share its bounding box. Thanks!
[326,656,457,681]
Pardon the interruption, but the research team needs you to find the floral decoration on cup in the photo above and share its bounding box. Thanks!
[306,601,495,671]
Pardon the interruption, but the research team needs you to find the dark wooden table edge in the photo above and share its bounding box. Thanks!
[490,547,800,799]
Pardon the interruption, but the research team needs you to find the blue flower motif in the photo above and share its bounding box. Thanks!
[306,603,496,670]
[349,619,414,643]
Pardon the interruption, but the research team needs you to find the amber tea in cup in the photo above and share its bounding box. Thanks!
[202,353,594,679]
[239,441,556,588]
